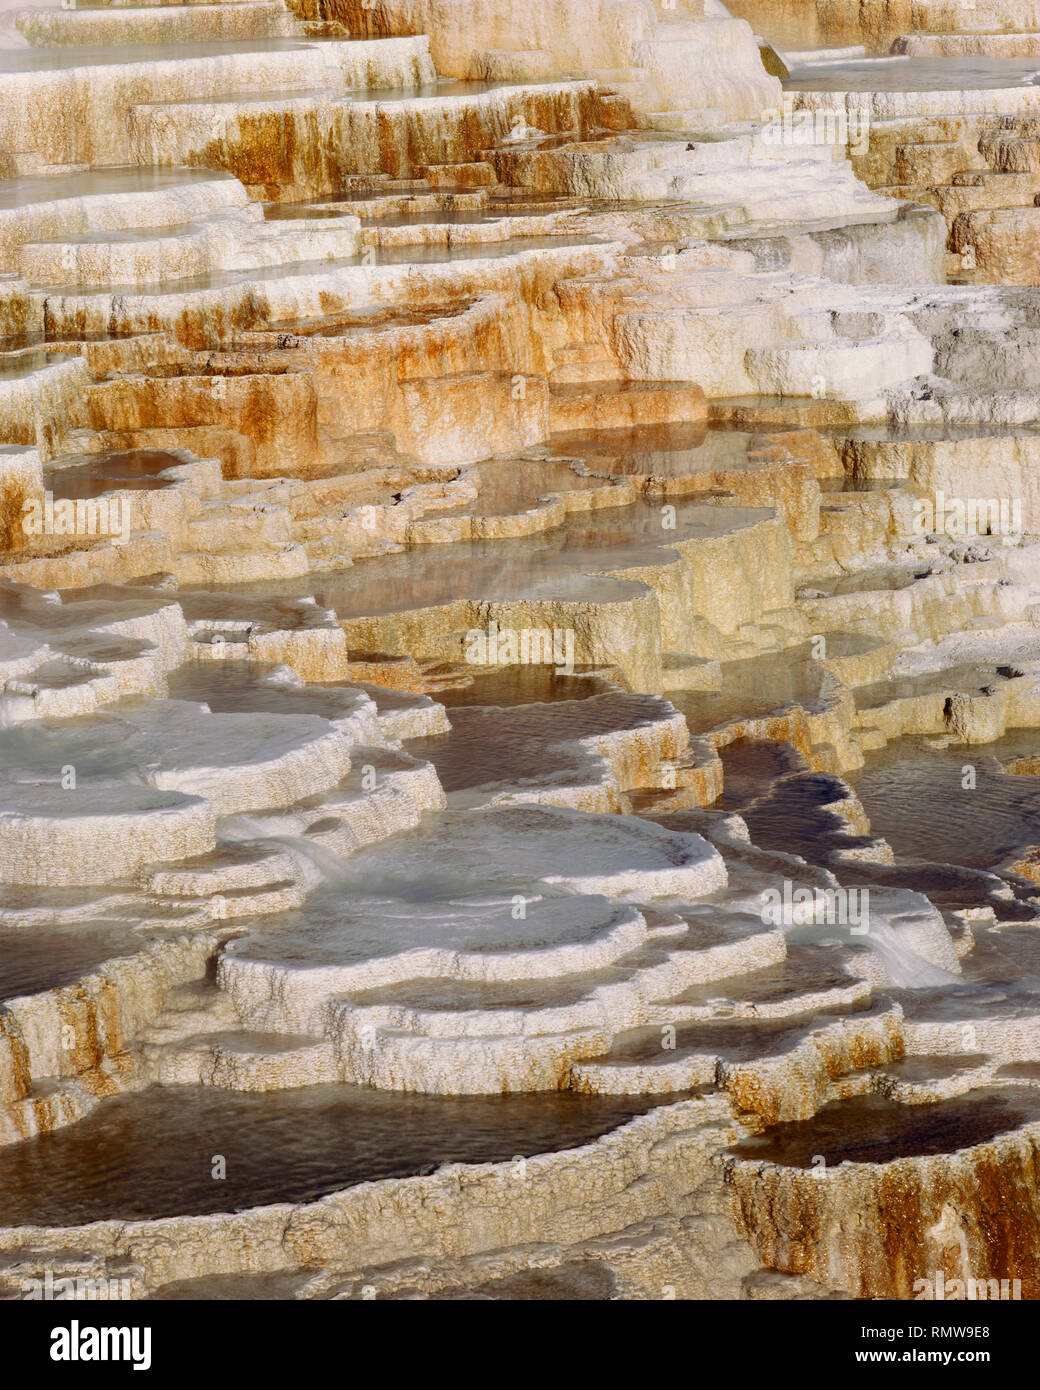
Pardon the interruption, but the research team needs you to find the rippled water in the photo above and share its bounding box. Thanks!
[549,421,760,478]
[43,448,183,499]
[850,734,1040,869]
[0,1084,667,1225]
[436,666,611,708]
[410,692,669,795]
[0,921,145,1000]
[0,38,370,72]
[207,497,764,616]
[730,1086,1040,1166]
[786,56,1040,91]
[0,167,236,210]
[674,642,835,734]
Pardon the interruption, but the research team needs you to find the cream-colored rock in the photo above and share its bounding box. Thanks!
[0,0,1039,1306]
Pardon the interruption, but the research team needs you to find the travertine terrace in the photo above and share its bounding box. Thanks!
[1,0,1040,1306]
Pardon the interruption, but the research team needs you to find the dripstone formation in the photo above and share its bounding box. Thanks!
[1,0,1040,1302]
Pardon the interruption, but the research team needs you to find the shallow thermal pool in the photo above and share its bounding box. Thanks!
[0,1084,670,1225]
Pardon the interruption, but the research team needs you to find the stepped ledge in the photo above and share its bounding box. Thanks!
[0,0,1040,1330]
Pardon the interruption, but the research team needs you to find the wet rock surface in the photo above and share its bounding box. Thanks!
[0,0,1039,1304]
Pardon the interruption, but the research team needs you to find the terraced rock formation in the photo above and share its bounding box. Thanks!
[1,0,1040,1304]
